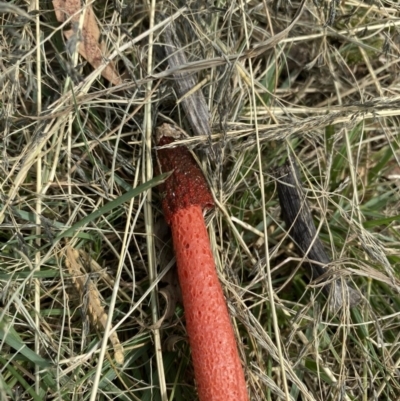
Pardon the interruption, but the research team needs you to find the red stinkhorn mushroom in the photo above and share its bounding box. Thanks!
[156,123,248,401]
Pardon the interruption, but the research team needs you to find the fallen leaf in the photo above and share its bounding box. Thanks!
[52,0,122,85]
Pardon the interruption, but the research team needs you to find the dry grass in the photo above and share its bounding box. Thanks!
[1,0,400,400]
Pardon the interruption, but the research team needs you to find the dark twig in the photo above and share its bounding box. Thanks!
[275,159,361,310]
[161,23,211,139]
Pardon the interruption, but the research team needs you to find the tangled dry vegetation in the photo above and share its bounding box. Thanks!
[1,0,400,400]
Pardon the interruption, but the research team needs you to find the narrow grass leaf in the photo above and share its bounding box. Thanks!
[0,269,60,280]
[56,172,170,240]
[0,323,51,368]
[0,355,43,401]
[362,214,400,228]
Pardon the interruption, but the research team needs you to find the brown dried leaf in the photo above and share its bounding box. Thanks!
[52,0,122,85]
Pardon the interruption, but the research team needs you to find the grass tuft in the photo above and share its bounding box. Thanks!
[1,0,400,399]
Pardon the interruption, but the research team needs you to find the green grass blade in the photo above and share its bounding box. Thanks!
[56,172,170,240]
[0,322,51,369]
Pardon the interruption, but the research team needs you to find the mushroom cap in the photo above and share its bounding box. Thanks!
[156,133,214,224]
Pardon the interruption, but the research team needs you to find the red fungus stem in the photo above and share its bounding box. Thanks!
[156,124,248,401]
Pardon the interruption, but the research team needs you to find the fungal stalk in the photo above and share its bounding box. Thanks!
[156,123,248,401]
